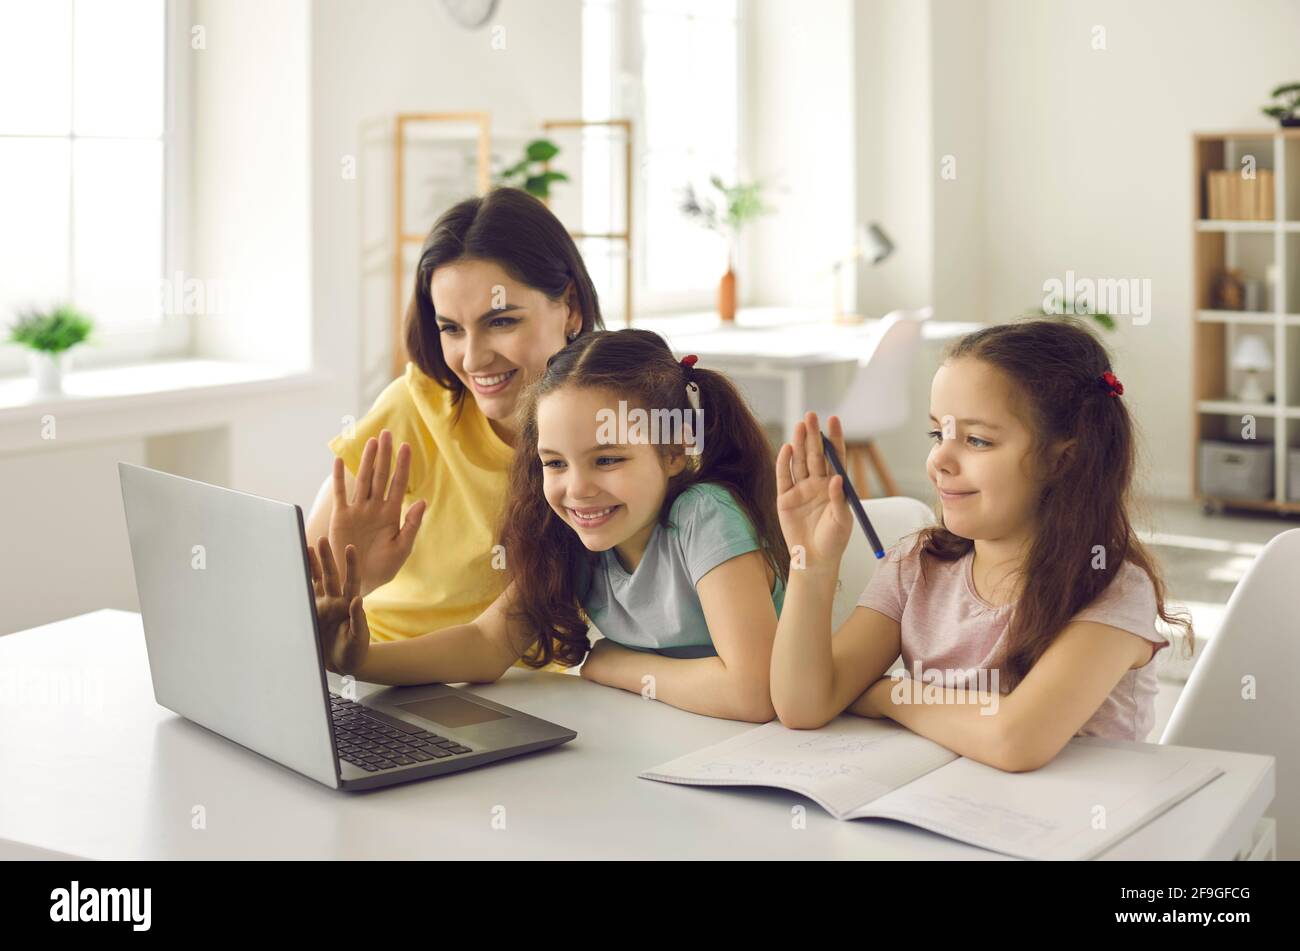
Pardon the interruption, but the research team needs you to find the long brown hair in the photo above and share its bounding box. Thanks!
[498,329,789,668]
[404,187,604,404]
[908,316,1193,690]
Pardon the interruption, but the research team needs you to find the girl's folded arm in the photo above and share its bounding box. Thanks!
[695,550,780,721]
[770,569,903,729]
[352,584,533,686]
[584,550,779,722]
[992,619,1155,771]
[877,619,1152,772]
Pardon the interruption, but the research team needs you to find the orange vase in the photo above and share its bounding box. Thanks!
[718,266,736,322]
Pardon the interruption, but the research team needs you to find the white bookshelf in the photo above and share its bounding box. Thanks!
[1193,130,1300,516]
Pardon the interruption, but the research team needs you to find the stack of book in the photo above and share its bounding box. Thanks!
[1205,168,1276,219]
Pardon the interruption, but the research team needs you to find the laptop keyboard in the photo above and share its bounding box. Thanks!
[329,693,473,772]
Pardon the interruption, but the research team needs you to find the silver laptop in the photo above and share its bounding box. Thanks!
[117,462,576,791]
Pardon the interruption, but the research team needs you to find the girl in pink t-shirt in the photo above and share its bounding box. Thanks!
[769,317,1194,772]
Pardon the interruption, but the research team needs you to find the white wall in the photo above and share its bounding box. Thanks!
[0,438,145,635]
[742,0,856,314]
[929,0,985,327]
[975,0,1300,500]
[853,0,934,319]
[190,0,312,370]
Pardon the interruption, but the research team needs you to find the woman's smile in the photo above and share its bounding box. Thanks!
[468,368,517,395]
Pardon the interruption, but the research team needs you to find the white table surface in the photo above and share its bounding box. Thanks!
[629,308,983,436]
[0,609,1274,860]
[632,307,981,361]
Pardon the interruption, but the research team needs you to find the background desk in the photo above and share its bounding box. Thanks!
[0,610,1274,860]
[632,308,982,438]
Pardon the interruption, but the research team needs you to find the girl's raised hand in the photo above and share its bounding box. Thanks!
[308,536,370,676]
[774,412,854,576]
[328,429,427,596]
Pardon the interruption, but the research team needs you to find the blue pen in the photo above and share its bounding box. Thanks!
[820,432,885,559]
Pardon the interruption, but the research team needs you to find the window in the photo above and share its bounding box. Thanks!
[583,0,740,316]
[0,0,186,375]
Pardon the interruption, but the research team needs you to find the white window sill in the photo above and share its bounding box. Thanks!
[0,359,321,417]
[0,359,328,452]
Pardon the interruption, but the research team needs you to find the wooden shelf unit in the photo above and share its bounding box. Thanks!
[392,112,492,381]
[1193,130,1300,516]
[541,118,634,328]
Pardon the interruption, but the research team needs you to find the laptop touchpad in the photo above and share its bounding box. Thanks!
[396,695,509,728]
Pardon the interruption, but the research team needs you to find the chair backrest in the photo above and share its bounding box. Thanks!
[835,307,932,441]
[831,495,936,629]
[1160,527,1300,859]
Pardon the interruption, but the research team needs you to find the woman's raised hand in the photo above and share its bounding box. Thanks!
[774,412,854,576]
[307,536,370,676]
[328,429,427,596]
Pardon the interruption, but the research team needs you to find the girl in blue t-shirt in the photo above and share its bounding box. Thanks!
[311,329,788,722]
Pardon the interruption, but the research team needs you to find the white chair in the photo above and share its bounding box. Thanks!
[1160,527,1300,859]
[820,307,932,498]
[831,495,936,629]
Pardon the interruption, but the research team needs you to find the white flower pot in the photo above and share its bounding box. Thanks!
[28,350,72,397]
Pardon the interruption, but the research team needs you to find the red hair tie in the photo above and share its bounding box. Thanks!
[681,355,701,413]
[1100,370,1124,398]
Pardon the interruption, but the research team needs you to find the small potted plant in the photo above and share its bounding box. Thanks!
[1261,82,1300,127]
[1031,294,1116,332]
[680,175,773,322]
[494,138,569,200]
[7,304,94,396]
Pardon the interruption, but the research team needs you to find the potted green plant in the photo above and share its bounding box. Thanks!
[7,305,95,396]
[1261,82,1300,127]
[494,138,569,200]
[679,175,773,322]
[1031,295,1116,332]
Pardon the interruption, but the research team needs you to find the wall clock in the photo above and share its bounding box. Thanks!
[441,0,500,29]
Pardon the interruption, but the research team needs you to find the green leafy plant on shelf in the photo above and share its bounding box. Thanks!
[7,305,95,353]
[1029,295,1116,332]
[1261,82,1300,127]
[495,138,569,199]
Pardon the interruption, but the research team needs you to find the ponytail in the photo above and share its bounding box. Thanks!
[668,366,789,583]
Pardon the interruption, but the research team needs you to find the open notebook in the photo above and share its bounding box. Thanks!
[639,717,1224,860]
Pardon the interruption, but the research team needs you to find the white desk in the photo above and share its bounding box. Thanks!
[0,610,1274,860]
[632,308,983,437]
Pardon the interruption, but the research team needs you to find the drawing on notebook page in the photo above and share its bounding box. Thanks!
[794,734,892,755]
[696,758,863,781]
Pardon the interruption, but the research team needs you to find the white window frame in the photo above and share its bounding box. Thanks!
[0,0,192,379]
[583,0,746,318]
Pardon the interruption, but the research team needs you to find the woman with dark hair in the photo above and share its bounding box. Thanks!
[303,188,603,655]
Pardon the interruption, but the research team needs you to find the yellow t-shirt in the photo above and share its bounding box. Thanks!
[327,362,515,646]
